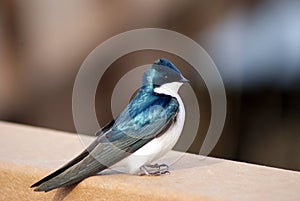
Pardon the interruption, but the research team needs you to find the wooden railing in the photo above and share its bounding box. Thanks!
[0,121,299,201]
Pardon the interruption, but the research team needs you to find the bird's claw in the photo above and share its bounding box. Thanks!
[139,164,170,176]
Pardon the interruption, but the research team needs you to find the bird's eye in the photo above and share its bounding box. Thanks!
[164,75,168,79]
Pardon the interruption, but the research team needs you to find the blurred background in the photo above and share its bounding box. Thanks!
[1,0,299,171]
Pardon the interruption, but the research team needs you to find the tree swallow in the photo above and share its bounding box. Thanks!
[31,58,189,192]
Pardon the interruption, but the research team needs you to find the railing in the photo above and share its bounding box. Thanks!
[0,121,299,201]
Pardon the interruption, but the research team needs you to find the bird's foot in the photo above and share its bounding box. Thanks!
[147,163,170,174]
[139,164,170,176]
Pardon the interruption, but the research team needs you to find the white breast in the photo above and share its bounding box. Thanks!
[111,82,185,174]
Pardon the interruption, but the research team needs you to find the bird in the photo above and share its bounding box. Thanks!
[31,58,189,192]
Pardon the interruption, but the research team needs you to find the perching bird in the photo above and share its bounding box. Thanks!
[31,58,189,192]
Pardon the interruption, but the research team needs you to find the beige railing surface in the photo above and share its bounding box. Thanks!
[0,121,299,201]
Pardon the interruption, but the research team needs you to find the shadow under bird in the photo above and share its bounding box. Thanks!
[31,58,189,192]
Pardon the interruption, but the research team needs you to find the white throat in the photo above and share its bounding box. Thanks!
[154,82,183,97]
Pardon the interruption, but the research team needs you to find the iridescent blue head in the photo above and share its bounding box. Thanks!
[142,58,189,90]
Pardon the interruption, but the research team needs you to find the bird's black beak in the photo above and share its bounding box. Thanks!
[180,77,190,83]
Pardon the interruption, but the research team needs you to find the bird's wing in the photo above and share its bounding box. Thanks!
[103,95,179,152]
[32,94,179,192]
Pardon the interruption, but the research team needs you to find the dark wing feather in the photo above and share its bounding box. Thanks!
[30,140,97,188]
[31,120,115,188]
[34,139,128,192]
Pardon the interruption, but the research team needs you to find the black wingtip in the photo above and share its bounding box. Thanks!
[30,178,47,188]
[30,182,39,188]
[30,182,46,192]
[29,143,95,190]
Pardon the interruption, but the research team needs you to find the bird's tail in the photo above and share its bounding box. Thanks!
[31,138,128,192]
[31,139,107,192]
[32,154,107,192]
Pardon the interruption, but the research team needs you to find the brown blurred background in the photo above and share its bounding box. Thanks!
[1,0,299,171]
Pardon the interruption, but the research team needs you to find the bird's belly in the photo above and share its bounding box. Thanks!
[111,101,185,174]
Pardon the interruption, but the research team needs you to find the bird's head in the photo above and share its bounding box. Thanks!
[142,58,189,93]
